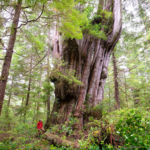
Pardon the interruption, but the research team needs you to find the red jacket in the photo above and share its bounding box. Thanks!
[37,121,43,129]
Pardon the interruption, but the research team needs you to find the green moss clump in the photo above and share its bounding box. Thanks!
[82,22,107,40]
[98,9,113,23]
[84,120,101,130]
[82,8,113,39]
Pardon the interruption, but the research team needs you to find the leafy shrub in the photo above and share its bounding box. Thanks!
[0,141,17,150]
[115,108,150,149]
[13,122,37,138]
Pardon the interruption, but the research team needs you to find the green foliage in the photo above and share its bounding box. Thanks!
[82,8,113,39]
[50,124,60,133]
[0,141,17,150]
[82,22,107,40]
[84,5,95,20]
[50,59,82,86]
[14,122,37,138]
[51,0,88,39]
[89,116,94,122]
[0,120,37,149]
[78,139,100,150]
[50,116,77,136]
[2,0,150,149]
[23,0,47,5]
[97,9,113,23]
[1,0,47,6]
[115,108,150,149]
[24,29,46,52]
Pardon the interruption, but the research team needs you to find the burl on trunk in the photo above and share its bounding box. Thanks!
[49,0,122,130]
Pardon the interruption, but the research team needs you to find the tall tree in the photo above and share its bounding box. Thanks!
[112,51,120,109]
[50,0,122,130]
[0,0,22,115]
[44,30,51,129]
[24,54,32,119]
[7,75,14,107]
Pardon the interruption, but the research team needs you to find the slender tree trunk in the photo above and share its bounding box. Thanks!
[45,29,51,130]
[50,0,122,130]
[24,55,32,119]
[0,1,22,115]
[46,45,51,121]
[108,76,111,111]
[33,95,37,124]
[20,97,24,121]
[6,75,14,129]
[134,89,140,105]
[124,71,128,105]
[37,63,42,120]
[112,51,120,109]
[7,76,14,107]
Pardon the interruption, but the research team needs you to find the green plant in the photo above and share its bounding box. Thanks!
[115,108,150,149]
[0,141,17,150]
[89,116,94,122]
[50,124,60,133]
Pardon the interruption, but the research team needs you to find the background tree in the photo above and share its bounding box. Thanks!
[0,0,22,115]
[112,50,120,109]
[0,0,46,115]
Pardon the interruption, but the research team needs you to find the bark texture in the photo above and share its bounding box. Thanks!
[112,51,120,109]
[50,0,122,129]
[0,1,22,115]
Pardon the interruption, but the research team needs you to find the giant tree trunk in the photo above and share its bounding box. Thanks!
[112,51,120,109]
[0,1,22,115]
[50,0,122,130]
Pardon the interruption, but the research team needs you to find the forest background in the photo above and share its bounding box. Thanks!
[0,0,150,149]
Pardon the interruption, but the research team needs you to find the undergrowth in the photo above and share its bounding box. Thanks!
[0,107,150,149]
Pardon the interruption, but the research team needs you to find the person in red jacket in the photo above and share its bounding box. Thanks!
[37,119,44,135]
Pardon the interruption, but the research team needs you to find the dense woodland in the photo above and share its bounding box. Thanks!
[0,0,150,149]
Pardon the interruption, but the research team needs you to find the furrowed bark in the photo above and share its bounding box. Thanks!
[74,42,94,129]
[49,0,122,129]
[87,40,102,103]
[0,1,22,115]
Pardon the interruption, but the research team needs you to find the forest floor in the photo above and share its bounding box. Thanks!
[1,108,150,149]
[0,120,122,150]
[0,131,53,150]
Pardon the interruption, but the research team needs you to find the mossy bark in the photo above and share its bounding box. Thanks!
[49,0,122,130]
[42,133,79,149]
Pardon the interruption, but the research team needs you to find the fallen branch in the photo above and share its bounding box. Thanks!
[42,133,79,149]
